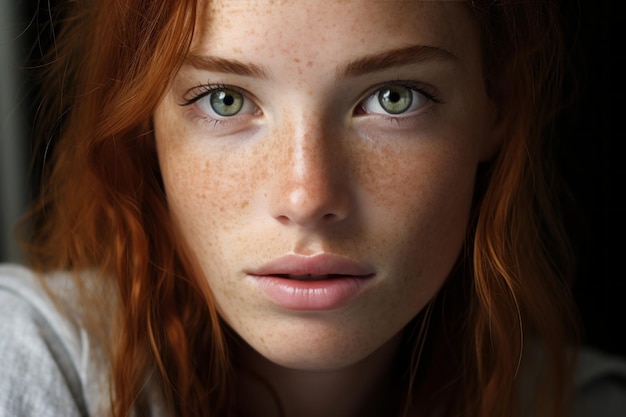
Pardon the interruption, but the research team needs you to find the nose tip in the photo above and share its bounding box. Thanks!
[268,133,352,229]
[274,182,350,228]
[266,115,354,229]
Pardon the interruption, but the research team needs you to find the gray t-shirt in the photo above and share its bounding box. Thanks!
[1,264,625,416]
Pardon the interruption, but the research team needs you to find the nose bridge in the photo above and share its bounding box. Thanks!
[292,117,332,184]
[270,112,350,227]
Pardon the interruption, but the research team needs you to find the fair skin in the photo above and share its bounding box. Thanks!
[153,1,502,416]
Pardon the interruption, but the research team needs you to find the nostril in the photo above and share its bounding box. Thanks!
[322,212,339,222]
[274,214,293,226]
[270,196,351,228]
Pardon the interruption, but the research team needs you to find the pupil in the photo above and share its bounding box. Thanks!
[388,92,400,103]
[222,94,234,106]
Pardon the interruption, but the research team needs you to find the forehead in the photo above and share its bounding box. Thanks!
[191,1,480,68]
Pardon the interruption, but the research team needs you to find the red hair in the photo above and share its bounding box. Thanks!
[22,1,579,416]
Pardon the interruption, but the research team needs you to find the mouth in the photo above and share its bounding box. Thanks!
[246,253,375,310]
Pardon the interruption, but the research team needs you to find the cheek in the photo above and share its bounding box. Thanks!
[160,150,256,257]
[157,145,264,316]
[357,137,478,282]
[357,138,477,229]
[153,114,256,267]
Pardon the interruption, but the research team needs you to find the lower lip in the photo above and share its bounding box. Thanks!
[251,275,372,311]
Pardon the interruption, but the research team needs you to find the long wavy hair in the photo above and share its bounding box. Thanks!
[21,1,579,416]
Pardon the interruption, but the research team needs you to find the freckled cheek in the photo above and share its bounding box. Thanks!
[352,141,477,250]
[354,143,470,208]
[174,158,255,225]
[159,148,269,310]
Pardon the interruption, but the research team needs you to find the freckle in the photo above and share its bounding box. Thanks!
[293,57,300,63]
[307,61,313,68]
[240,200,249,209]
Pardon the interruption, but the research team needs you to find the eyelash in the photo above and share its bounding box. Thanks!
[180,82,246,107]
[370,81,439,103]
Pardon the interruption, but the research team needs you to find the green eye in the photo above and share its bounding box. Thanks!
[210,88,245,116]
[378,85,413,114]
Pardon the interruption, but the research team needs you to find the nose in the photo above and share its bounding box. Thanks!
[268,120,352,229]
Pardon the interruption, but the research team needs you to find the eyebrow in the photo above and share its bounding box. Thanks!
[182,54,269,78]
[182,44,456,79]
[338,44,457,78]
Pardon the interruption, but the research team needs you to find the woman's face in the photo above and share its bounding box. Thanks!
[154,1,500,370]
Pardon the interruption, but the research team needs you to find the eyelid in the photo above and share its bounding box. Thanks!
[179,82,251,107]
[361,80,441,104]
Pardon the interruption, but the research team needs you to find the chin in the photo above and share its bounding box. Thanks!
[236,321,404,372]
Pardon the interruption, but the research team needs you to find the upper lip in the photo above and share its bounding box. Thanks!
[246,253,375,279]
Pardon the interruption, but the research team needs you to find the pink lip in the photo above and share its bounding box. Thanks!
[248,253,375,278]
[246,253,375,311]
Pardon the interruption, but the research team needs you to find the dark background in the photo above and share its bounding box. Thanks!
[13,1,625,358]
[556,2,624,359]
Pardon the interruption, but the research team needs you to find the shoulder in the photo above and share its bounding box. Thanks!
[571,346,626,417]
[0,264,107,417]
[519,341,626,417]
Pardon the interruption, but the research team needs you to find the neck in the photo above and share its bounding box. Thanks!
[233,334,404,417]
